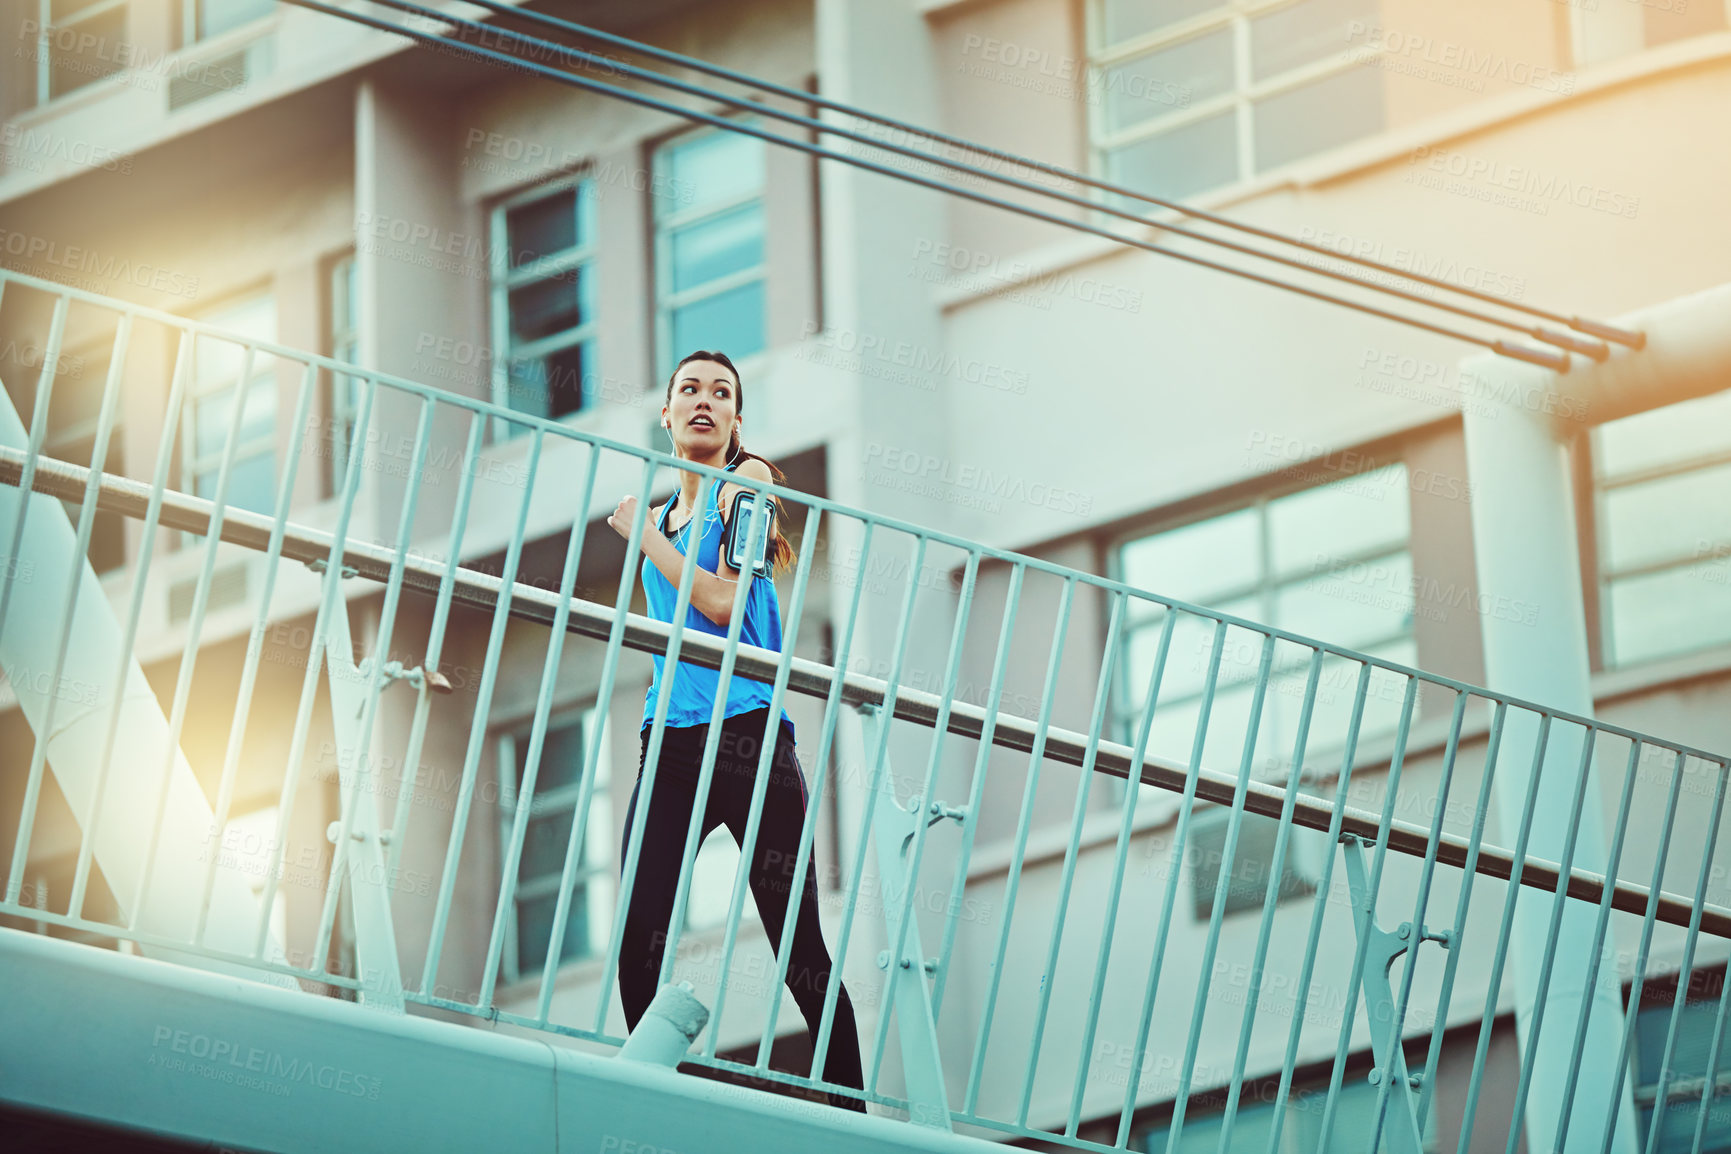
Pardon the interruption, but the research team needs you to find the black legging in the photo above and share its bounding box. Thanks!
[619,706,866,1108]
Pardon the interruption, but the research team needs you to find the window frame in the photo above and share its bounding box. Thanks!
[179,0,275,46]
[179,290,277,523]
[651,121,770,382]
[493,702,613,986]
[322,250,360,497]
[1084,0,1386,205]
[29,0,130,107]
[487,168,600,441]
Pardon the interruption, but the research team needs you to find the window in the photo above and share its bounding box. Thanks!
[653,126,767,375]
[45,339,126,574]
[1088,0,1384,206]
[323,253,361,495]
[1114,466,1415,781]
[181,0,274,42]
[490,175,598,432]
[1591,388,1731,669]
[1630,970,1731,1151]
[1186,805,1323,921]
[27,0,127,105]
[182,293,277,517]
[496,705,613,983]
[1135,1070,1435,1153]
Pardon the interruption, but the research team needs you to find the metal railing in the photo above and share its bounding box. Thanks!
[2,265,1730,1153]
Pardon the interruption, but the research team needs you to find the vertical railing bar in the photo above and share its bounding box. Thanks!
[1163,633,1278,1154]
[963,574,1079,1115]
[421,427,544,996]
[863,549,982,1087]
[1689,792,1731,1154]
[1497,726,1606,1154]
[0,295,73,902]
[1412,698,1508,1125]
[245,373,380,959]
[93,331,195,930]
[478,447,602,1008]
[1012,590,1129,1125]
[1309,675,1419,1154]
[1363,689,1470,1151]
[1549,736,1645,1149]
[536,453,658,1026]
[173,358,316,941]
[932,561,1027,1020]
[51,313,133,920]
[652,481,774,993]
[810,532,929,1095]
[1642,756,1731,1153]
[1215,648,1324,1154]
[1591,748,1689,1154]
[1259,665,1378,1154]
[1065,606,1179,1138]
[382,415,487,883]
[1112,616,1233,1150]
[0,293,69,651]
[753,517,877,1066]
[592,470,712,1032]
[306,395,438,968]
[703,502,824,1054]
[1451,712,1559,1154]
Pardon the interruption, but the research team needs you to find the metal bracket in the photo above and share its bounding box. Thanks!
[380,659,453,695]
[304,557,359,578]
[1340,834,1448,1154]
[859,704,953,1132]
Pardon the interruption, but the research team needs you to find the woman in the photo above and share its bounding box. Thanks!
[606,349,866,1110]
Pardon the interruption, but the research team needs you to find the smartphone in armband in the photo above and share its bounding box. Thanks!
[722,490,777,578]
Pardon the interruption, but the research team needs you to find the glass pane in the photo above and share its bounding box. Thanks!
[1596,389,1731,479]
[508,270,588,345]
[670,203,765,294]
[1289,1076,1434,1152]
[49,6,125,100]
[1275,553,1414,650]
[1607,562,1731,667]
[658,130,765,218]
[1121,507,1260,605]
[1105,111,1238,205]
[194,377,275,457]
[1268,465,1410,575]
[507,185,590,268]
[1161,598,1260,701]
[516,886,590,974]
[199,0,275,39]
[520,809,576,879]
[1100,29,1234,134]
[1250,0,1376,82]
[199,450,275,515]
[670,280,765,363]
[1139,1094,1279,1152]
[194,296,275,390]
[1100,0,1222,46]
[1252,63,1383,172]
[507,339,592,421]
[1601,462,1731,573]
[517,718,589,795]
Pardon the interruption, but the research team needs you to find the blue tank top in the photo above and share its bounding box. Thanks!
[640,467,794,737]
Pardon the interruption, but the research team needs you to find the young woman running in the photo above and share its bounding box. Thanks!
[605,350,866,1109]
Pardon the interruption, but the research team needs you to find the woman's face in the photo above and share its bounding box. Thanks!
[664,360,739,458]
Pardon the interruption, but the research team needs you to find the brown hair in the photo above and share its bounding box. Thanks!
[665,349,795,574]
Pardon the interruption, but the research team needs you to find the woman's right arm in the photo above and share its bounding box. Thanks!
[607,495,746,628]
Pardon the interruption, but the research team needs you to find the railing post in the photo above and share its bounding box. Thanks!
[859,702,953,1132]
[319,575,406,1013]
[1340,834,1435,1154]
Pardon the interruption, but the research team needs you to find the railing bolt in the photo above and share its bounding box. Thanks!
[1397,923,1412,940]
[1368,1068,1383,1086]
[877,950,890,970]
[378,830,393,846]
[1409,1073,1423,1089]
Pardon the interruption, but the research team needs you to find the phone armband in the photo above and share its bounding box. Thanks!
[723,490,777,578]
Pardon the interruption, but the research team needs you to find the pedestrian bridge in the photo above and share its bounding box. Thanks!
[2,266,1730,1153]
